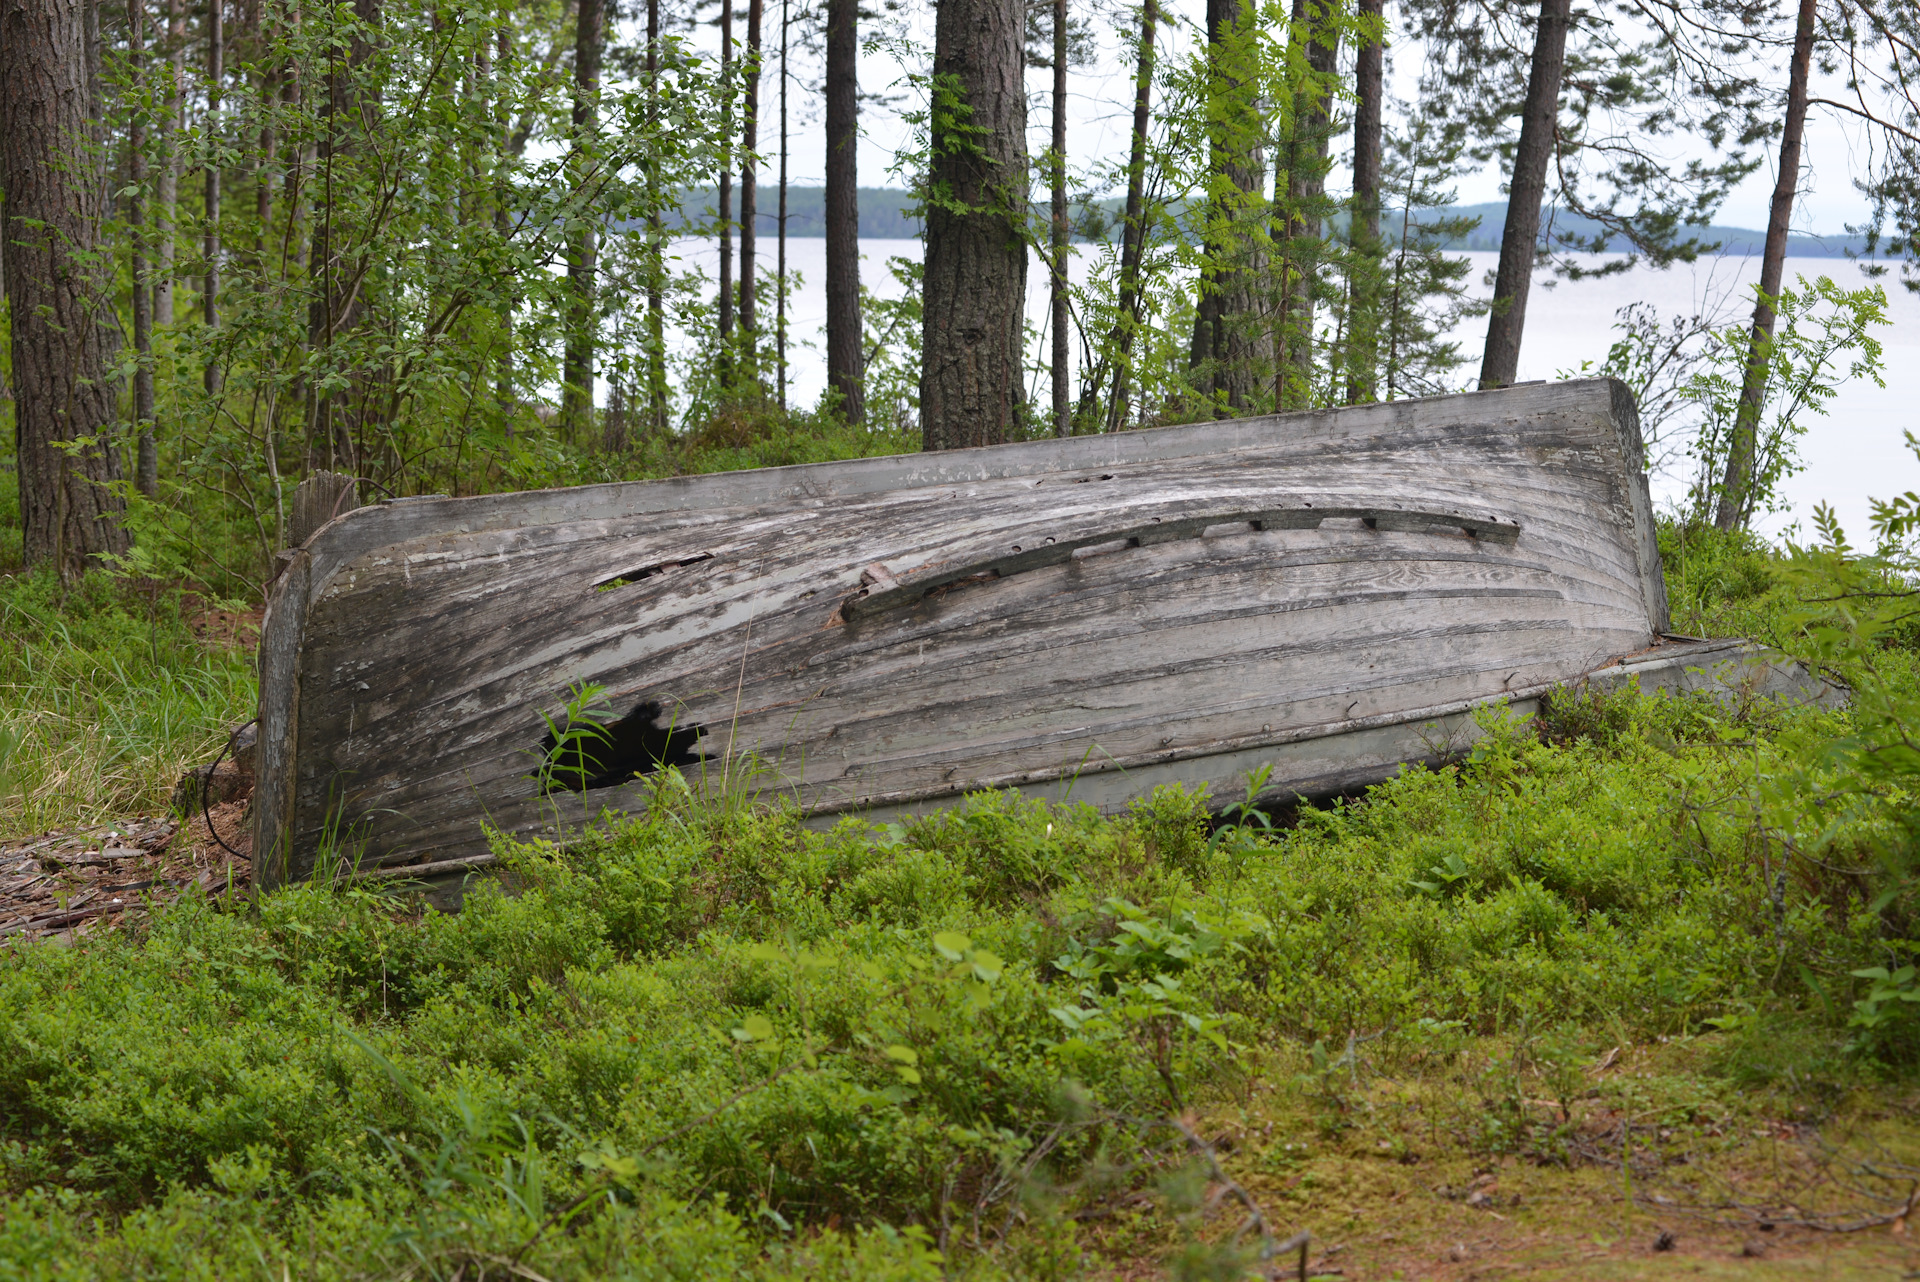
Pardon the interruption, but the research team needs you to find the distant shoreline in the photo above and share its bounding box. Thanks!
[666,186,1876,258]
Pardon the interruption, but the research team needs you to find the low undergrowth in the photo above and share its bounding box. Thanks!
[3,664,1918,1277]
[3,509,1919,1276]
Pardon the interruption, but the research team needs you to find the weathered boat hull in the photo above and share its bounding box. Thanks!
[257,379,1709,885]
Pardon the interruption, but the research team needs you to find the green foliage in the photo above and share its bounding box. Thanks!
[1059,0,1390,429]
[1683,275,1889,526]
[1656,519,1807,645]
[1048,896,1268,1107]
[1134,782,1215,875]
[1562,293,1737,478]
[1363,102,1489,401]
[860,255,926,435]
[84,0,819,596]
[533,681,617,797]
[1761,477,1920,1060]
[9,627,1919,1276]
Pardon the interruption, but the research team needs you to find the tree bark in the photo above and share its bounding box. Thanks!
[1477,0,1572,390]
[1715,0,1814,530]
[156,0,182,324]
[254,6,275,261]
[1344,0,1382,405]
[563,0,603,437]
[1105,0,1156,433]
[289,18,310,282]
[920,0,1028,450]
[1190,0,1270,415]
[203,0,222,394]
[776,0,789,410]
[1049,0,1068,437]
[130,0,158,496]
[3,0,130,574]
[307,0,379,470]
[1187,0,1225,390]
[718,0,734,349]
[491,26,517,425]
[739,0,762,350]
[1281,0,1335,406]
[646,0,666,431]
[823,0,862,423]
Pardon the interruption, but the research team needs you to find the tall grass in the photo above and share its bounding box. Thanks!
[0,572,256,839]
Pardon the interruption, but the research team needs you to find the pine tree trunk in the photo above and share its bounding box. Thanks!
[776,0,789,411]
[1191,0,1270,414]
[1477,0,1572,390]
[1715,0,1814,530]
[203,0,222,393]
[255,9,275,262]
[308,0,379,470]
[1187,0,1227,395]
[920,0,1028,450]
[646,0,666,431]
[156,0,182,324]
[823,0,862,423]
[130,0,158,496]
[739,0,761,351]
[492,27,518,426]
[1344,0,1382,405]
[1106,0,1155,433]
[289,22,310,282]
[1281,0,1335,407]
[83,0,99,126]
[563,0,603,438]
[1049,0,1068,437]
[3,0,130,574]
[718,0,734,350]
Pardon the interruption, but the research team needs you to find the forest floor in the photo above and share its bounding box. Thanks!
[1086,1048,1920,1280]
[4,527,1920,1280]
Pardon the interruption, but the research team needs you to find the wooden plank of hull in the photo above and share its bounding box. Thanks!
[256,378,1672,884]
[856,638,1844,826]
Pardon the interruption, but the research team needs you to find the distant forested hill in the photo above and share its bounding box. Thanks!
[664,186,924,238]
[1428,201,1871,257]
[668,187,1870,258]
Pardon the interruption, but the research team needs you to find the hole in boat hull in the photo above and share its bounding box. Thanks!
[595,553,714,591]
[538,699,705,791]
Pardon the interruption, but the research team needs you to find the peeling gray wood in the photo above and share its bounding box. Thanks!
[256,378,1689,885]
[290,471,360,549]
[840,638,1843,827]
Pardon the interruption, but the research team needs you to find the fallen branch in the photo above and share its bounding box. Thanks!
[1172,1115,1312,1281]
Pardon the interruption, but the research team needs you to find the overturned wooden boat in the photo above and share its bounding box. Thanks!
[253,379,1835,887]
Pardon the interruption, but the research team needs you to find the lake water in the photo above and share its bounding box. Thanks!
[667,237,1920,543]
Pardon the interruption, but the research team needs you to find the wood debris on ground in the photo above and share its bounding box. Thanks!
[0,793,252,943]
